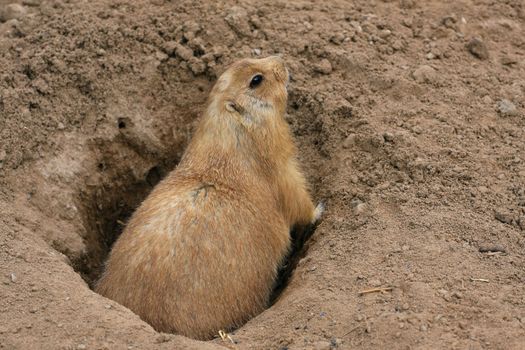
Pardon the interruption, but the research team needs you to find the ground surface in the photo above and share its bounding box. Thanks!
[1,0,524,349]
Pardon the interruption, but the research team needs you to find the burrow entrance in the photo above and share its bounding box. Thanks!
[74,148,181,287]
[70,110,319,311]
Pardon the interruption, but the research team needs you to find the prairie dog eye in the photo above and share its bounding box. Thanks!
[249,74,264,89]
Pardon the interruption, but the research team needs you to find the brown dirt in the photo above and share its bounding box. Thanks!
[1,0,524,349]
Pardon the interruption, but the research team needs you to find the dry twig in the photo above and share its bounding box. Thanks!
[470,278,490,283]
[218,330,235,344]
[358,287,393,295]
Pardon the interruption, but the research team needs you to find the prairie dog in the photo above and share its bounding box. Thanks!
[95,56,322,340]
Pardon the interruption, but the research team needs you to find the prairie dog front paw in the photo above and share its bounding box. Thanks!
[312,202,325,224]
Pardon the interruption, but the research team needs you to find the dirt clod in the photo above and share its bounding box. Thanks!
[225,6,251,37]
[412,65,437,84]
[495,209,514,224]
[311,341,331,350]
[0,3,27,22]
[314,59,333,74]
[466,37,489,60]
[497,99,518,117]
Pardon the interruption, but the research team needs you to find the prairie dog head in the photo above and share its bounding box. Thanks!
[208,56,289,127]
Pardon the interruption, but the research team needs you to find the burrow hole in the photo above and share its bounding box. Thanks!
[72,114,318,328]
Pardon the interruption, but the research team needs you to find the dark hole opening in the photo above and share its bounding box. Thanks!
[117,117,133,130]
[145,166,161,186]
[73,163,169,287]
[193,48,205,58]
[270,223,318,304]
[23,65,36,80]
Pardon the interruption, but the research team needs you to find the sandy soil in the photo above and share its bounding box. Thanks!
[1,0,524,349]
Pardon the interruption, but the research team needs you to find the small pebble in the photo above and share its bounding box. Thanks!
[22,0,42,6]
[441,15,457,29]
[0,4,27,22]
[77,345,86,350]
[482,95,492,104]
[378,29,391,39]
[466,37,489,60]
[314,59,332,74]
[438,289,451,302]
[350,21,362,33]
[311,341,331,350]
[10,273,16,283]
[369,279,381,287]
[500,55,517,66]
[175,44,194,62]
[365,323,372,333]
[412,65,437,84]
[354,202,367,215]
[497,99,518,117]
[518,216,525,230]
[155,334,171,343]
[330,33,345,45]
[224,6,251,37]
[451,291,462,299]
[189,59,206,75]
[155,51,168,62]
[478,186,488,194]
[383,132,395,142]
[303,21,313,31]
[330,338,342,347]
[494,210,513,225]
[161,41,178,55]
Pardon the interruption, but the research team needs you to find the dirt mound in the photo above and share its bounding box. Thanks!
[1,0,524,349]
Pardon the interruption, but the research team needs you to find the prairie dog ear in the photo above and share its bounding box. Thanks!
[226,100,245,115]
[225,101,237,113]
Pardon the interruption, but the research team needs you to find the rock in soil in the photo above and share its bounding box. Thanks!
[412,65,437,83]
[0,4,27,22]
[466,37,489,60]
[496,99,518,117]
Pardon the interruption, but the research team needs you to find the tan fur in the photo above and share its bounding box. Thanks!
[95,56,319,340]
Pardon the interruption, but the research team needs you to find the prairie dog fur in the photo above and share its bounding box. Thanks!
[95,56,322,340]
